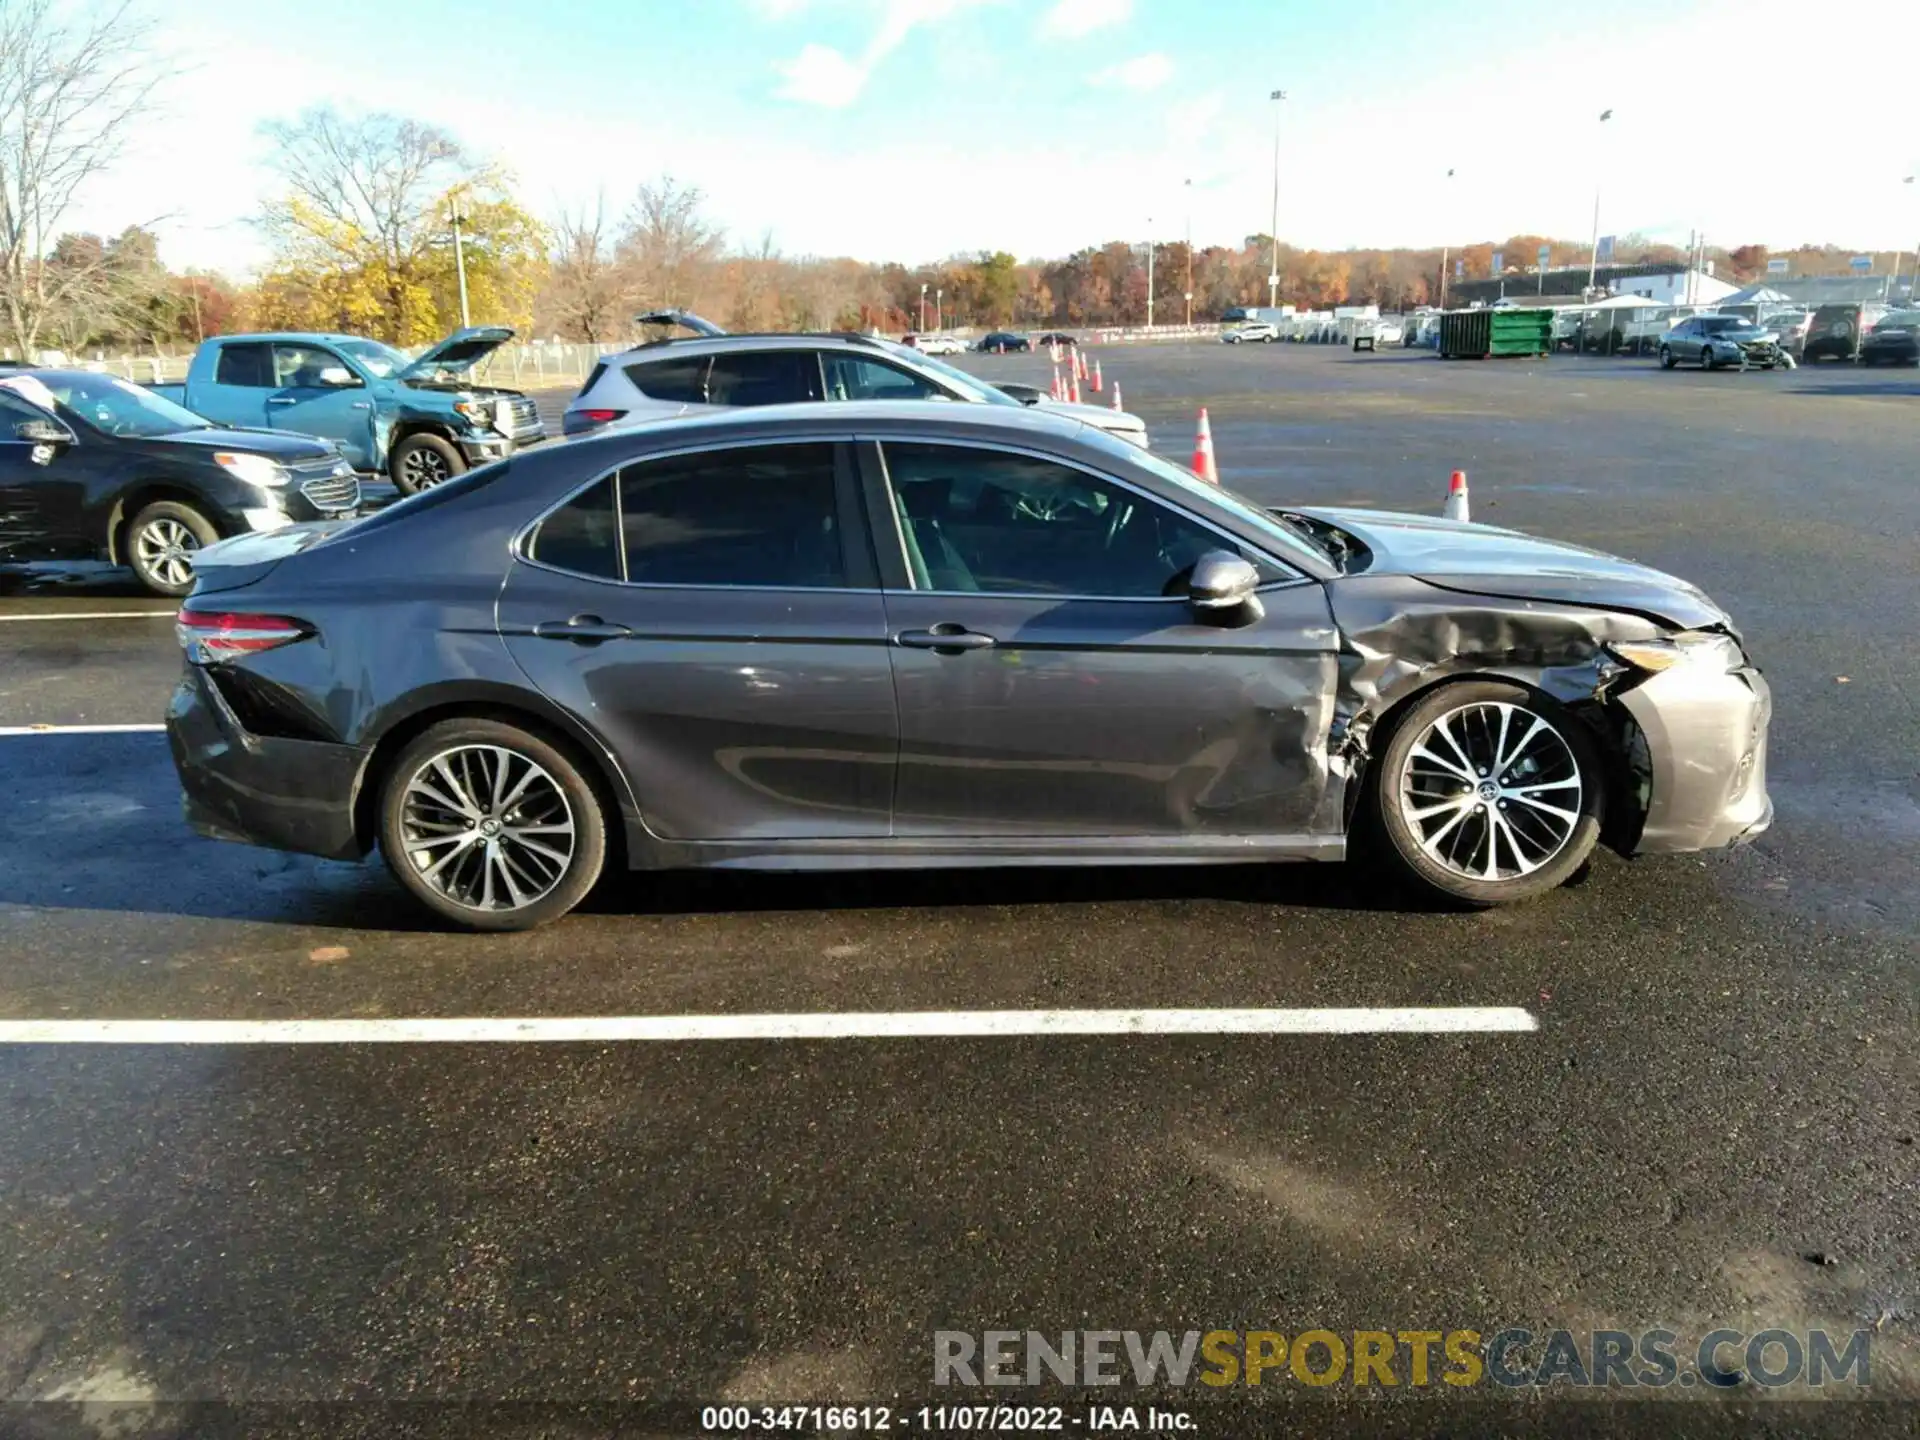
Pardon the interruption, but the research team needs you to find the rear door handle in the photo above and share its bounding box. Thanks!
[532,614,632,643]
[896,625,996,651]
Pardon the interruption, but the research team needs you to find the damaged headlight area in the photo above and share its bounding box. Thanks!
[1607,630,1745,676]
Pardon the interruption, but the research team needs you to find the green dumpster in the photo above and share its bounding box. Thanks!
[1437,308,1553,359]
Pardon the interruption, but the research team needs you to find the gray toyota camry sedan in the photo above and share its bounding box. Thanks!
[166,402,1772,931]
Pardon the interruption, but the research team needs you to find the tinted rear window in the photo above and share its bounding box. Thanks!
[529,476,622,580]
[705,351,823,407]
[624,355,709,403]
[619,442,842,587]
[214,343,272,387]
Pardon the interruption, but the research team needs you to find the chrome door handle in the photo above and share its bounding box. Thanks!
[897,626,995,651]
[267,397,297,406]
[532,614,632,643]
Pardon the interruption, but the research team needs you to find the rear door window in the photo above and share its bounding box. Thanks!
[619,442,843,586]
[624,355,710,403]
[528,477,623,581]
[704,351,823,407]
[214,343,272,387]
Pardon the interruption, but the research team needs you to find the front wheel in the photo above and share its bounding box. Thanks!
[1658,346,1675,369]
[1366,681,1603,907]
[126,500,219,597]
[378,719,607,931]
[389,433,466,496]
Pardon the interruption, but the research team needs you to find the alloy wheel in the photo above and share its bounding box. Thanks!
[1397,701,1583,882]
[397,744,577,912]
[133,517,200,589]
[401,447,452,489]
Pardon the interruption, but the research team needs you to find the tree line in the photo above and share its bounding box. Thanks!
[0,5,1906,360]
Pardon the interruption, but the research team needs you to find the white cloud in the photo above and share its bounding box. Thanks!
[1039,0,1130,39]
[775,43,870,107]
[747,0,813,17]
[773,0,983,108]
[1090,52,1171,91]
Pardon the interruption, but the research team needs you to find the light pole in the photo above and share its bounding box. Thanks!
[919,282,928,332]
[935,287,943,332]
[1267,89,1286,310]
[1183,177,1194,328]
[1886,175,1914,302]
[1145,220,1156,329]
[447,193,472,328]
[1438,168,1454,308]
[1586,108,1614,294]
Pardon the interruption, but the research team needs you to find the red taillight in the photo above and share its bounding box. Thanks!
[575,408,624,424]
[176,610,309,661]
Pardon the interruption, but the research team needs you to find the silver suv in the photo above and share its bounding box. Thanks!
[563,313,1150,448]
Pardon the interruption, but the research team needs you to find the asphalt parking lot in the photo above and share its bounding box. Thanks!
[2,344,1916,1437]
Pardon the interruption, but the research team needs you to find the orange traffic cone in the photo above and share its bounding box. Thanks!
[1110,381,1122,410]
[1192,408,1218,484]
[1443,469,1470,522]
[1091,357,1103,393]
[1050,369,1061,400]
[1077,349,1088,381]
[1070,371,1081,403]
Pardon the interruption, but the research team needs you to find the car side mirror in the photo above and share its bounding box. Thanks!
[318,366,359,387]
[1189,549,1264,623]
[14,419,72,446]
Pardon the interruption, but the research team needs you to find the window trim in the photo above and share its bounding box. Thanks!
[213,341,275,389]
[513,435,881,594]
[818,350,948,403]
[857,435,1313,604]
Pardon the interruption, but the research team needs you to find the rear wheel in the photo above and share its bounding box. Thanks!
[378,719,607,931]
[389,433,465,496]
[1367,681,1603,907]
[126,500,218,597]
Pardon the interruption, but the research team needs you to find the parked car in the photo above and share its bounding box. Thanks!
[1657,315,1783,370]
[974,332,1032,353]
[918,334,967,356]
[168,401,1772,931]
[1222,322,1279,343]
[1032,331,1078,349]
[1758,309,1811,355]
[150,327,547,495]
[561,320,1150,448]
[1802,303,1888,363]
[1857,309,1920,365]
[0,368,357,595]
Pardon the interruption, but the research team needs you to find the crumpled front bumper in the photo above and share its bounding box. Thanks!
[166,664,371,862]
[1617,659,1772,854]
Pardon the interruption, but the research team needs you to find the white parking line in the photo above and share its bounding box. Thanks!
[0,723,166,736]
[0,1008,1538,1045]
[0,610,177,622]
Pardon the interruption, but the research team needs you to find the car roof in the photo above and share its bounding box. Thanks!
[611,332,892,359]
[563,397,1089,456]
[205,332,369,345]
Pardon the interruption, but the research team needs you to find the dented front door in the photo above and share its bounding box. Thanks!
[882,583,1343,838]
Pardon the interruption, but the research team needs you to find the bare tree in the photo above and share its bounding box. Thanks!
[259,107,469,338]
[0,0,158,358]
[616,175,722,314]
[543,194,624,342]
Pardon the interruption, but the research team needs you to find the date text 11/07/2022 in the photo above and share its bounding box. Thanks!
[700,1406,1194,1432]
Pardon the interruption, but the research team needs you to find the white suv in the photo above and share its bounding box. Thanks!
[564,316,1150,447]
[1222,322,1279,343]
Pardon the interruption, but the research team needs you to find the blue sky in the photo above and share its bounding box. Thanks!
[74,0,1920,277]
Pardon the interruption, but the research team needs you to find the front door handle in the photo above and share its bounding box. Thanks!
[896,625,996,652]
[267,396,297,406]
[532,614,632,643]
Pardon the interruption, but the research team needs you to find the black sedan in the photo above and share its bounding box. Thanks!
[973,331,1031,353]
[0,369,358,595]
[167,402,1773,930]
[1857,309,1920,365]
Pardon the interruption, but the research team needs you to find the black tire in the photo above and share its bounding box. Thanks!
[378,718,607,931]
[1700,345,1716,370]
[1658,346,1675,369]
[125,500,219,597]
[389,432,466,496]
[1364,680,1604,907]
